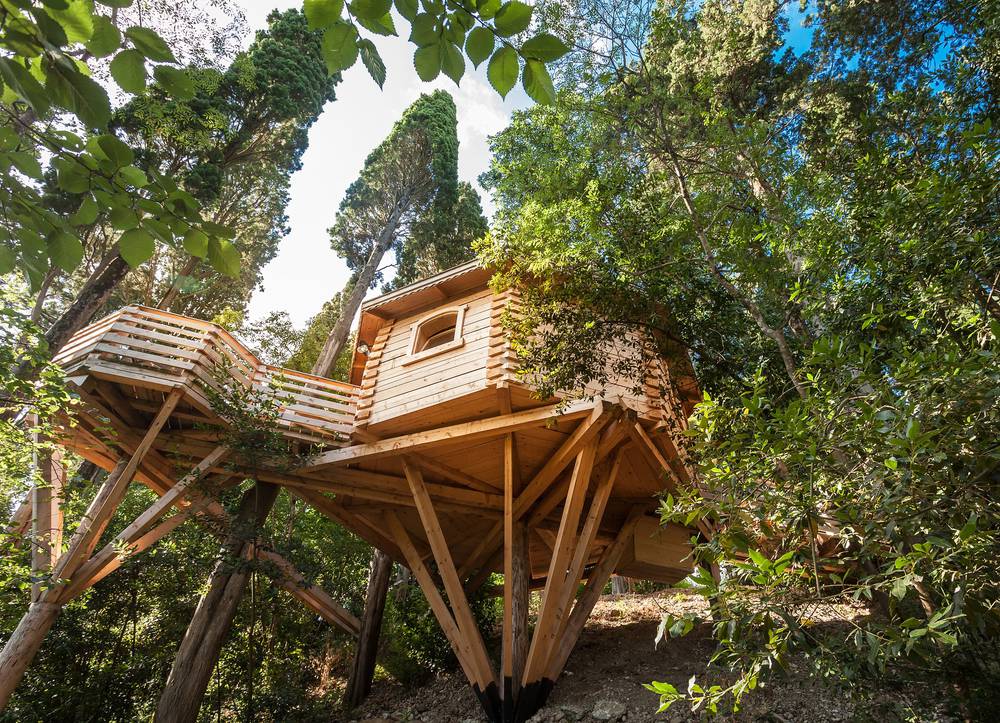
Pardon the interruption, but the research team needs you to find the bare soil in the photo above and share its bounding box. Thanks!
[341,590,961,723]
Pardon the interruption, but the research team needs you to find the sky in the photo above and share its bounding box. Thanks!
[237,2,532,327]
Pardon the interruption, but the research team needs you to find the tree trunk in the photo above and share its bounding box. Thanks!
[345,548,392,708]
[155,482,279,723]
[311,207,404,378]
[45,252,131,358]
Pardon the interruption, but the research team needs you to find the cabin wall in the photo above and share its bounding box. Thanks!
[363,288,494,427]
[491,292,671,422]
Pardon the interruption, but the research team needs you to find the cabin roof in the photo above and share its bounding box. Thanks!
[349,260,492,385]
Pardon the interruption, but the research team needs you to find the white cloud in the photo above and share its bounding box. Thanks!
[239,1,529,327]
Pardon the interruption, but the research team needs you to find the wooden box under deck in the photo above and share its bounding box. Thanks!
[48,261,702,723]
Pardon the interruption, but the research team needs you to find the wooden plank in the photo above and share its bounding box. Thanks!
[300,401,597,472]
[501,429,529,720]
[62,446,229,598]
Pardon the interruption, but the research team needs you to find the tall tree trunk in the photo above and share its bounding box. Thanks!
[155,482,279,723]
[311,207,404,378]
[45,252,130,359]
[345,548,392,708]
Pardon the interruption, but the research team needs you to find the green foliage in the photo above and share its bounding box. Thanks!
[480,0,1000,715]
[284,290,356,379]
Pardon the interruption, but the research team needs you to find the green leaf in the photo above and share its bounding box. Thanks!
[97,0,134,7]
[465,27,494,67]
[118,227,154,267]
[47,0,94,43]
[208,237,240,277]
[47,231,83,272]
[31,9,69,47]
[45,63,112,128]
[124,26,176,62]
[521,58,554,104]
[477,0,500,20]
[747,548,769,570]
[322,23,359,73]
[109,49,146,94]
[117,165,148,187]
[8,151,43,179]
[349,0,391,21]
[441,41,464,84]
[494,1,531,37]
[0,58,50,116]
[884,457,898,470]
[521,32,569,61]
[0,246,14,275]
[70,195,99,225]
[183,228,209,258]
[395,0,418,22]
[108,204,140,230]
[487,46,518,98]
[96,134,134,167]
[153,65,195,100]
[304,0,344,29]
[413,43,442,82]
[200,221,236,239]
[356,11,396,36]
[85,15,121,57]
[358,39,386,88]
[53,157,90,193]
[408,13,438,47]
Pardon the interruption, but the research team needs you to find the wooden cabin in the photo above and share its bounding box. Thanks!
[6,260,703,723]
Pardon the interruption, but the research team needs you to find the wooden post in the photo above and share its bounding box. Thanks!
[545,507,646,681]
[155,481,279,723]
[31,449,64,600]
[344,548,391,707]
[501,433,530,722]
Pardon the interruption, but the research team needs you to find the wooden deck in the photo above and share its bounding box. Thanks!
[29,302,699,723]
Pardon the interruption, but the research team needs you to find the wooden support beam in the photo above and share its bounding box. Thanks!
[520,440,598,694]
[53,388,182,581]
[627,422,682,490]
[501,432,529,722]
[345,548,392,707]
[459,403,611,579]
[31,449,64,601]
[300,400,596,472]
[546,507,646,681]
[384,511,480,691]
[256,549,361,636]
[401,458,499,714]
[60,446,229,601]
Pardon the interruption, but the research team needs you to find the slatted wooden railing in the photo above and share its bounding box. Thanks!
[54,306,359,447]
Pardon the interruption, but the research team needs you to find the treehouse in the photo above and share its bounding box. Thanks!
[9,260,703,723]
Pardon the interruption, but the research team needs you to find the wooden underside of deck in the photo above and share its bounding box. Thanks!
[42,306,699,722]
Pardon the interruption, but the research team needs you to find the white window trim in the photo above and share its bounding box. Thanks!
[401,304,468,366]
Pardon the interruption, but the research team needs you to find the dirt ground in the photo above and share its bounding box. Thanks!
[341,590,962,723]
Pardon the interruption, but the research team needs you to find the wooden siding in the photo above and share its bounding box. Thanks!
[364,289,494,427]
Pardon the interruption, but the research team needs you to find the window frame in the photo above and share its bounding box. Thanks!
[402,304,468,365]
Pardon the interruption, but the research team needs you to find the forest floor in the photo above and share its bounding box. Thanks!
[341,590,963,723]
